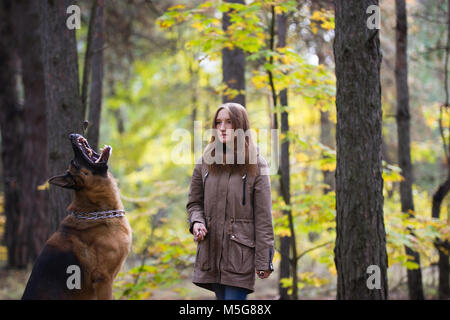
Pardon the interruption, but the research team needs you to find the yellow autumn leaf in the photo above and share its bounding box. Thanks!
[168,4,186,11]
[296,152,309,163]
[321,21,334,30]
[310,10,325,22]
[191,22,204,31]
[277,229,291,237]
[37,181,50,191]
[274,6,283,15]
[251,75,268,90]
[321,162,336,172]
[328,265,337,276]
[199,1,213,9]
[140,291,152,299]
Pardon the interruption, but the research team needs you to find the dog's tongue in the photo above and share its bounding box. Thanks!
[95,145,112,164]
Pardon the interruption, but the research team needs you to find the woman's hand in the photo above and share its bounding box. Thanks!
[193,222,208,242]
[256,270,272,279]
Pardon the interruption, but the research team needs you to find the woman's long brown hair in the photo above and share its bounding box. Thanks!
[204,103,259,176]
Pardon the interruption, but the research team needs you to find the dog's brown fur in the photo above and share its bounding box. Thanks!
[22,138,131,300]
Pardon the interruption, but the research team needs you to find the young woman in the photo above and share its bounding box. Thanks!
[186,102,274,300]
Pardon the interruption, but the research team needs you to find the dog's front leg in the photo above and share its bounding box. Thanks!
[92,271,113,300]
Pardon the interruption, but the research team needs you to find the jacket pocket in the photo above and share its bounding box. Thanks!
[195,215,211,271]
[196,238,211,271]
[225,233,255,274]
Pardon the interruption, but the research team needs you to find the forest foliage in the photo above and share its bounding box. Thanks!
[0,0,449,299]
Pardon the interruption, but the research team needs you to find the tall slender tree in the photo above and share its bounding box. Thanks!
[432,0,450,301]
[395,0,425,300]
[334,0,389,299]
[87,0,105,151]
[82,0,99,121]
[276,11,294,300]
[314,0,335,196]
[222,0,246,106]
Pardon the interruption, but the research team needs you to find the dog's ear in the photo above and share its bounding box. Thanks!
[48,172,77,189]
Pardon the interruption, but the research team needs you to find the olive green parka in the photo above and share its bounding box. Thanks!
[186,154,274,293]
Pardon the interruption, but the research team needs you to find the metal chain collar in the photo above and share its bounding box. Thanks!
[69,209,126,220]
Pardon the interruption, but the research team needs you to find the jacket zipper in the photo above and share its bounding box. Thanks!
[242,173,247,205]
[203,171,209,190]
[203,171,209,228]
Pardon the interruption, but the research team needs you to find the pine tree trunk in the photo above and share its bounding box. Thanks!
[395,0,425,300]
[334,0,389,299]
[10,0,50,266]
[222,0,246,106]
[41,0,84,234]
[0,0,28,268]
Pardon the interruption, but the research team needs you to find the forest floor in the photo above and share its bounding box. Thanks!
[0,251,442,300]
[0,262,335,300]
[1,258,441,300]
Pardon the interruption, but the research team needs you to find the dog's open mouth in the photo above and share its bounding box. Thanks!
[70,133,111,167]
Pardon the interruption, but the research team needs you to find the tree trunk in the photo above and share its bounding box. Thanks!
[334,0,389,299]
[317,47,335,195]
[188,57,198,156]
[276,11,294,300]
[395,0,425,300]
[430,0,450,300]
[86,0,105,152]
[41,0,84,235]
[0,0,27,268]
[10,0,50,266]
[431,176,450,299]
[309,51,334,243]
[81,0,99,121]
[222,0,246,106]
[381,136,395,198]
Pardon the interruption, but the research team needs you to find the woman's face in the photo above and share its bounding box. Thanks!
[215,108,233,143]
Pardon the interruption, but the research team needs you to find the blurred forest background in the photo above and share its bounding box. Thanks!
[0,0,449,300]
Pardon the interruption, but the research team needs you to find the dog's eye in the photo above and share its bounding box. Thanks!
[82,171,89,176]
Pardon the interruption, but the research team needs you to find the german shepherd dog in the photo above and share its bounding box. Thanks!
[22,133,131,300]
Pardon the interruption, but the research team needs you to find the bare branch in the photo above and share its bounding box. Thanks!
[296,241,333,262]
